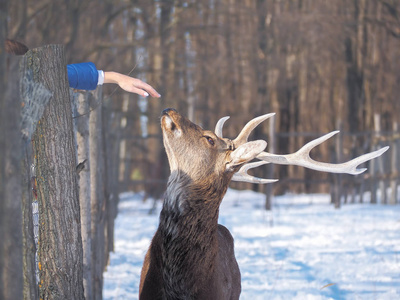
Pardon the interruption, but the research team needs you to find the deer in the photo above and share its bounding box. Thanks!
[139,108,388,300]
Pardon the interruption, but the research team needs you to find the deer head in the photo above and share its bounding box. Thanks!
[161,108,270,186]
[161,108,389,185]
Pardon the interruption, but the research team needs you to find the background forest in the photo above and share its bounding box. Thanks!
[1,1,399,299]
[5,0,400,196]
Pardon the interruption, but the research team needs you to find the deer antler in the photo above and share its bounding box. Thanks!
[232,161,278,184]
[215,116,230,138]
[232,113,276,146]
[224,114,389,183]
[215,113,276,141]
[256,131,389,175]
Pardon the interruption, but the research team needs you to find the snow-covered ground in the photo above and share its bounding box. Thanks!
[103,189,400,300]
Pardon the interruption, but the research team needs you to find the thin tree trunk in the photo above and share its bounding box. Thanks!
[389,122,398,204]
[1,51,24,300]
[73,91,92,300]
[0,5,8,298]
[89,88,105,300]
[24,45,84,300]
[22,145,38,300]
[103,102,122,254]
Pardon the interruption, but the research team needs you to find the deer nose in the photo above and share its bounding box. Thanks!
[162,108,177,116]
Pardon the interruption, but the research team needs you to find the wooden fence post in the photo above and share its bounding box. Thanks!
[23,45,84,300]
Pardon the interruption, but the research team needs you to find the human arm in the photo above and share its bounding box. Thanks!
[4,44,160,96]
[67,62,99,90]
[67,62,161,97]
[103,71,161,98]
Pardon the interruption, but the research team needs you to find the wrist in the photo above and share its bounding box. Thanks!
[103,71,121,85]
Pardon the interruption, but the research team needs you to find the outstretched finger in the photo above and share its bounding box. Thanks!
[128,86,158,98]
[133,79,161,98]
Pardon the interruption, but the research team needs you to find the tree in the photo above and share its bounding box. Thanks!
[73,91,92,300]
[1,1,25,298]
[89,88,106,300]
[24,45,84,300]
[0,8,7,300]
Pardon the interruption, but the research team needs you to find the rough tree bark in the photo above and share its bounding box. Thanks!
[89,88,106,300]
[23,45,84,300]
[1,45,24,300]
[21,147,38,300]
[102,94,122,258]
[73,91,92,300]
[0,4,8,298]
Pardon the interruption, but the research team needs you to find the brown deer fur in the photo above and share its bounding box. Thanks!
[138,108,267,299]
[138,108,389,299]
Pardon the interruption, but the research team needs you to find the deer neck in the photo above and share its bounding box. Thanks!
[158,172,228,298]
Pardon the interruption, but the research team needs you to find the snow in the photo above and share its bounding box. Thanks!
[103,189,400,300]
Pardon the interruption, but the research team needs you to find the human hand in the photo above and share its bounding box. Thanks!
[104,71,161,98]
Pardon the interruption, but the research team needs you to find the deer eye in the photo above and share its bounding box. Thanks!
[204,136,215,146]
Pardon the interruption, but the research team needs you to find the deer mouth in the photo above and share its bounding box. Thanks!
[161,109,181,171]
[161,108,181,135]
[162,114,176,131]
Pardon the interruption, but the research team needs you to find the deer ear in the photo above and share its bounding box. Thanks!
[226,140,267,171]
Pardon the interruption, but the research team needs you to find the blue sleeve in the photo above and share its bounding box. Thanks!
[67,62,99,90]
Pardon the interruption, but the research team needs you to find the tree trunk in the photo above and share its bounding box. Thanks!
[24,45,84,300]
[73,91,93,300]
[22,146,38,300]
[102,98,122,255]
[89,88,106,300]
[389,122,398,204]
[0,4,8,298]
[346,0,366,133]
[1,49,24,300]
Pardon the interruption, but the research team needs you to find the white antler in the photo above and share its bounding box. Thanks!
[215,116,230,138]
[214,113,389,183]
[256,131,389,175]
[232,113,275,146]
[232,161,278,184]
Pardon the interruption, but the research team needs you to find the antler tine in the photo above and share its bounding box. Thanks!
[215,116,230,138]
[233,113,275,146]
[232,161,278,184]
[256,131,390,175]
